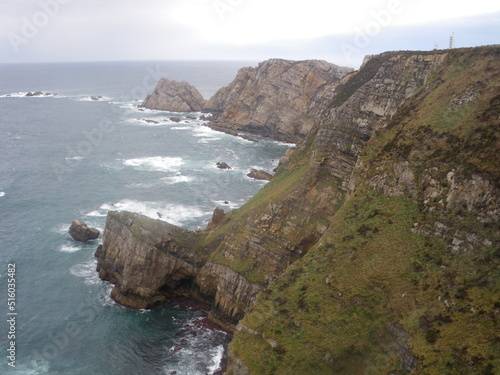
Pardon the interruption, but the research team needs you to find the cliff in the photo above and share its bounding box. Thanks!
[140,78,206,112]
[96,46,499,374]
[204,59,354,143]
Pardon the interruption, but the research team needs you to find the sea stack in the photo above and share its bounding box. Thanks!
[69,219,100,242]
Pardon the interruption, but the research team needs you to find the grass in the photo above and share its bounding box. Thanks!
[228,47,500,374]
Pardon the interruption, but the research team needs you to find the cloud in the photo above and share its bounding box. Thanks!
[0,0,499,63]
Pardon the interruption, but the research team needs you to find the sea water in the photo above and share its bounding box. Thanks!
[0,61,292,375]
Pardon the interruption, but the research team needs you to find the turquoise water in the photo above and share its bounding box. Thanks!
[0,61,291,374]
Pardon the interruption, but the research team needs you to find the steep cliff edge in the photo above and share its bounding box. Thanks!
[228,47,499,374]
[96,47,499,374]
[204,59,354,143]
[95,211,213,309]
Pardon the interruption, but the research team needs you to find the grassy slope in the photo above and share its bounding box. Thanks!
[229,47,500,374]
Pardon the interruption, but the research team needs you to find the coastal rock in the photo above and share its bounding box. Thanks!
[26,91,44,97]
[247,169,273,181]
[204,59,354,143]
[216,162,231,169]
[141,78,206,112]
[170,117,181,123]
[206,207,228,231]
[95,212,211,309]
[69,219,100,242]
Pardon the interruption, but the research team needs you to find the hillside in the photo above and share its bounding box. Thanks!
[228,47,499,374]
[96,46,499,374]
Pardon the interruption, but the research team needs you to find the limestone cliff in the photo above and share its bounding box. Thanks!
[96,47,499,374]
[140,78,206,112]
[95,211,213,309]
[228,47,499,374]
[204,59,354,143]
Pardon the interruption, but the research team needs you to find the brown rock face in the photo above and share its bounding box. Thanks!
[204,59,354,142]
[69,219,99,242]
[95,212,210,309]
[140,78,206,112]
[206,207,228,231]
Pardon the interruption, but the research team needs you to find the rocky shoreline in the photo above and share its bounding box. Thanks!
[95,47,500,374]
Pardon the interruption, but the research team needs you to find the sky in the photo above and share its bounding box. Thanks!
[0,0,499,67]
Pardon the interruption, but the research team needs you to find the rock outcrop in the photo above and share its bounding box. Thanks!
[247,169,273,181]
[97,47,499,374]
[95,211,213,309]
[69,219,99,242]
[204,59,354,143]
[140,78,206,112]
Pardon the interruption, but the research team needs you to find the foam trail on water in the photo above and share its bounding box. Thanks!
[123,156,183,172]
[99,199,209,226]
[59,244,82,253]
[70,258,102,286]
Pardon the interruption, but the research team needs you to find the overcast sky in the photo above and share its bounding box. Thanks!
[1,0,499,67]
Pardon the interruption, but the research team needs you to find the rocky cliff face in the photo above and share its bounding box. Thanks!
[140,78,206,112]
[204,59,354,143]
[95,211,211,309]
[228,47,499,374]
[96,47,499,374]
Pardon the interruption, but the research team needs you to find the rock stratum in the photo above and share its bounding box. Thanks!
[204,59,354,143]
[96,47,499,374]
[140,58,354,143]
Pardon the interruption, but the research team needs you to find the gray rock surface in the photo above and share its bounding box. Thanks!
[141,78,206,112]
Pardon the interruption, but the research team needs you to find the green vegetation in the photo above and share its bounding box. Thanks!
[228,47,499,374]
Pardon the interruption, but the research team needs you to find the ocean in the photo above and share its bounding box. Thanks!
[0,61,292,375]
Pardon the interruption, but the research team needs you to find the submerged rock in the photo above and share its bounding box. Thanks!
[69,219,100,242]
[216,162,231,170]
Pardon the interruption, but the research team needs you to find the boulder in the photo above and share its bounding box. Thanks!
[247,169,273,181]
[140,78,206,112]
[216,162,231,170]
[69,219,100,242]
[170,117,181,123]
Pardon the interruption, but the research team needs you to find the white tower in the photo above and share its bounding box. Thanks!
[449,32,455,49]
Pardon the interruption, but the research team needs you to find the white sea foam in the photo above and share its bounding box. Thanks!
[70,258,102,285]
[0,92,59,98]
[192,126,224,138]
[207,345,224,375]
[84,210,107,217]
[74,95,112,102]
[198,137,222,144]
[99,199,208,226]
[52,223,70,235]
[0,191,5,197]
[123,156,183,172]
[59,244,81,253]
[171,126,192,130]
[161,175,192,184]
